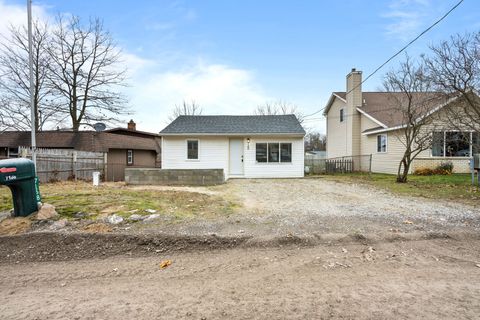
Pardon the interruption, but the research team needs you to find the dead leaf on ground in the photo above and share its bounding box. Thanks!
[160,260,172,269]
[0,218,31,235]
[403,220,414,225]
[82,223,112,233]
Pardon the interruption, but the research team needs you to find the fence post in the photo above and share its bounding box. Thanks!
[369,154,372,175]
[72,151,77,181]
[103,153,108,182]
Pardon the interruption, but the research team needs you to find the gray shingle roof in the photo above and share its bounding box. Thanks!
[160,115,306,135]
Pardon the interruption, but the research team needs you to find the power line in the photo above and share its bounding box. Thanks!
[303,0,464,119]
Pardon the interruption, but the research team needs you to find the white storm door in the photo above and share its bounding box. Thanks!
[229,139,244,175]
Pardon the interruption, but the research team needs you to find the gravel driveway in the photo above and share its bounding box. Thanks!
[135,177,480,238]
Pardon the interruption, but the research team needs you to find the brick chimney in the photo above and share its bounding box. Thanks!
[345,68,362,156]
[127,119,136,131]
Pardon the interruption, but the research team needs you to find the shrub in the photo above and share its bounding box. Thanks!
[414,168,434,176]
[434,161,454,174]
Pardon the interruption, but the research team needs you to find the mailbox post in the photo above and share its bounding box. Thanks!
[0,158,40,217]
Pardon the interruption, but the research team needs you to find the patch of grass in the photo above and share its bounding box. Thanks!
[323,173,480,205]
[0,182,238,219]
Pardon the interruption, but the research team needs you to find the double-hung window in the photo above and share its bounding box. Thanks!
[127,149,134,165]
[187,140,199,160]
[256,143,292,163]
[377,135,387,153]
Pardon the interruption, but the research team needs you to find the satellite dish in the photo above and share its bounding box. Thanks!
[93,122,106,132]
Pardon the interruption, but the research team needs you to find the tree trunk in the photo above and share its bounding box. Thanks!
[396,158,410,183]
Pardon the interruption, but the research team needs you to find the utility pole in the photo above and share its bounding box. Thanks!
[27,0,36,171]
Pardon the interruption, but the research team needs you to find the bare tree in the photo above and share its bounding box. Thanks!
[46,16,129,131]
[0,21,61,131]
[169,100,202,121]
[254,100,304,123]
[304,131,326,151]
[424,31,480,132]
[383,56,439,183]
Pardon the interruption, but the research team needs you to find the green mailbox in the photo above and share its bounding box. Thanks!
[0,158,40,217]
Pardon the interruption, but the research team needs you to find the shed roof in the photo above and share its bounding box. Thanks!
[160,115,305,136]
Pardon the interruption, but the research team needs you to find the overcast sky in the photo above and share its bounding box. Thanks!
[1,0,479,133]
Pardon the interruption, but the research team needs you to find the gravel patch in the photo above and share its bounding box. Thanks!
[135,178,480,237]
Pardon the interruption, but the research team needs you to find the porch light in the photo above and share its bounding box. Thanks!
[247,138,250,150]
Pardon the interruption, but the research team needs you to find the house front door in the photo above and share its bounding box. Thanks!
[229,139,244,176]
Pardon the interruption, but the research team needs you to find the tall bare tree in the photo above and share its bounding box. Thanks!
[169,100,202,121]
[383,56,439,183]
[424,31,480,132]
[254,100,304,123]
[46,16,129,131]
[0,21,60,131]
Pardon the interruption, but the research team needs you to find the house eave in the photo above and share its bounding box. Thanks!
[356,107,388,128]
[160,132,306,137]
[323,93,346,116]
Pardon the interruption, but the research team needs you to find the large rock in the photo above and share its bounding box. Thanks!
[105,214,124,225]
[36,203,59,220]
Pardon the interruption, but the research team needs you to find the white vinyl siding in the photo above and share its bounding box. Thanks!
[162,136,230,177]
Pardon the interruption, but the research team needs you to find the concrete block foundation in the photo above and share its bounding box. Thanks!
[125,168,225,186]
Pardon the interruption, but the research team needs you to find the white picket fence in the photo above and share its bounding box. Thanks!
[18,147,106,183]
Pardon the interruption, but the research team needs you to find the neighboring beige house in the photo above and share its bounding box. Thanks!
[324,69,478,174]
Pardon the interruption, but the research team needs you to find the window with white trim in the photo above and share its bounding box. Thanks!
[377,135,387,153]
[127,149,134,165]
[187,140,199,160]
[256,143,292,163]
[340,108,344,122]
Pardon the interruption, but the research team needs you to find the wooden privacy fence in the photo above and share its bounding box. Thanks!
[326,158,354,173]
[19,147,106,183]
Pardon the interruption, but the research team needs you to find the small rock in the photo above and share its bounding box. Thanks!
[105,214,123,225]
[143,214,160,222]
[36,203,58,220]
[342,248,348,253]
[74,212,87,219]
[49,219,68,230]
[129,214,145,221]
[145,209,157,214]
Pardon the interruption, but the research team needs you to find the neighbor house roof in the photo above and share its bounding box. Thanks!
[104,127,161,138]
[0,131,159,152]
[160,115,306,136]
[324,91,453,133]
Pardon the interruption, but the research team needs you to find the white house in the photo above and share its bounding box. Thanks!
[160,115,306,179]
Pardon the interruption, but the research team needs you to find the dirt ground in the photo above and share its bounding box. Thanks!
[1,178,480,319]
[1,238,479,320]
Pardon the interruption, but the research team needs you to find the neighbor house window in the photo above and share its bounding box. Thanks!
[340,108,344,122]
[256,143,292,163]
[377,135,387,153]
[432,131,475,157]
[187,140,199,160]
[127,149,134,165]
